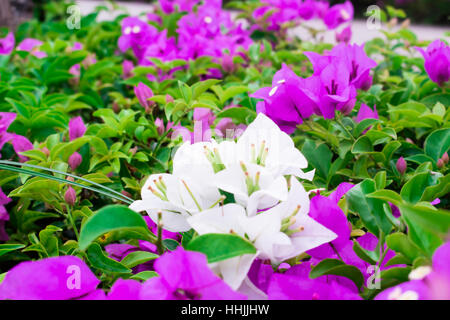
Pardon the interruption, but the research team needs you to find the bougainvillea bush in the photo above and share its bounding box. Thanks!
[0,0,449,300]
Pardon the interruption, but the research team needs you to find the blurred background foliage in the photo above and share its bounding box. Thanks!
[1,0,449,28]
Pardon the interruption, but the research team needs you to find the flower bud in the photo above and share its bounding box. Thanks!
[442,152,449,164]
[122,60,134,79]
[134,82,155,112]
[42,147,50,156]
[221,55,236,73]
[64,186,76,206]
[68,152,82,170]
[121,190,132,198]
[401,19,410,29]
[335,25,352,44]
[155,118,165,136]
[166,94,174,103]
[112,101,120,113]
[437,158,445,169]
[396,157,407,175]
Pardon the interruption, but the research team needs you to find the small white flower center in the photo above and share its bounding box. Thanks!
[408,266,432,280]
[340,9,350,20]
[132,26,141,34]
[388,287,419,300]
[124,26,132,35]
[269,86,279,97]
[204,16,213,24]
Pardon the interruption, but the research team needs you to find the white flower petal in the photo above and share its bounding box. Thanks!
[217,253,258,290]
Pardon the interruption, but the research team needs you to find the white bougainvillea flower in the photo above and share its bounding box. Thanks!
[130,173,221,232]
[252,177,337,263]
[214,162,288,215]
[187,203,248,235]
[188,204,258,290]
[234,113,314,180]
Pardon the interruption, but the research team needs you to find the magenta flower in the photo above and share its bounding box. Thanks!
[268,264,361,300]
[251,64,314,133]
[140,246,246,300]
[415,40,450,86]
[307,194,352,259]
[68,116,86,141]
[0,256,100,300]
[0,187,12,241]
[335,25,352,44]
[313,0,330,19]
[16,38,47,58]
[159,0,200,14]
[118,17,160,62]
[107,279,143,300]
[0,112,33,162]
[193,107,215,135]
[356,103,378,123]
[323,1,354,30]
[134,82,155,111]
[317,60,357,118]
[215,118,247,139]
[376,241,450,300]
[176,2,251,62]
[330,43,377,90]
[0,32,15,55]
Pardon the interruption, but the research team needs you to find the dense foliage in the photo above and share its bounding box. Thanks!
[0,0,449,300]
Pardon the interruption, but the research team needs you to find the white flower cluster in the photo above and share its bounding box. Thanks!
[130,113,337,290]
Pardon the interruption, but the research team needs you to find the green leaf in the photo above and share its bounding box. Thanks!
[400,204,450,255]
[347,179,393,235]
[352,136,373,154]
[354,119,380,137]
[78,205,156,251]
[400,172,439,203]
[367,189,403,206]
[386,232,424,263]
[0,244,25,257]
[216,107,256,124]
[186,233,256,263]
[120,251,159,268]
[424,128,450,162]
[301,140,332,180]
[310,259,364,290]
[86,243,131,273]
[192,79,221,100]
[352,240,377,264]
[129,271,159,281]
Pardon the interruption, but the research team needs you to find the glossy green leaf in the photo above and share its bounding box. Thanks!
[186,233,256,263]
[78,205,156,251]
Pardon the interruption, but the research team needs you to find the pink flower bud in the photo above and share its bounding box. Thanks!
[155,118,165,136]
[68,152,82,170]
[335,25,352,44]
[122,60,134,79]
[134,82,155,111]
[121,190,132,198]
[437,159,445,169]
[165,94,174,103]
[64,186,76,206]
[442,152,449,164]
[221,55,236,73]
[69,116,86,141]
[396,157,407,175]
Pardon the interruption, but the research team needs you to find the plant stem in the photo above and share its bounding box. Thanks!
[65,204,79,241]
